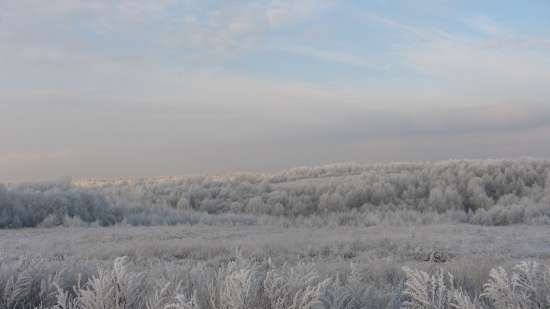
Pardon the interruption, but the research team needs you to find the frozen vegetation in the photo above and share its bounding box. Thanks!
[3,158,550,228]
[2,158,550,308]
[1,224,550,309]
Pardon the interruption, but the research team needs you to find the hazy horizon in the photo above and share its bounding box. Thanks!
[2,0,550,181]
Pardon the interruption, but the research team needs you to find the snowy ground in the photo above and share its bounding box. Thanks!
[2,224,549,267]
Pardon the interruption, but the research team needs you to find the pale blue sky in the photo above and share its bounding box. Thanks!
[1,0,550,181]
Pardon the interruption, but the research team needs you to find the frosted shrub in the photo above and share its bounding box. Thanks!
[483,261,550,309]
[3,270,33,309]
[164,293,199,309]
[146,282,184,309]
[56,257,147,309]
[402,261,550,309]
[188,263,221,309]
[221,263,265,309]
[264,262,323,309]
[0,257,65,309]
[62,215,86,228]
[318,266,377,309]
[4,255,546,309]
[401,267,478,309]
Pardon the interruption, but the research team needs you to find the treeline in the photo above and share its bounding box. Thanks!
[91,158,550,216]
[0,181,122,228]
[3,158,550,228]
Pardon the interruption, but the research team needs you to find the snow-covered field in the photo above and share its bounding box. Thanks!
[3,224,550,264]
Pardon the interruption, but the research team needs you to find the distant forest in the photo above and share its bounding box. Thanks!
[2,158,550,228]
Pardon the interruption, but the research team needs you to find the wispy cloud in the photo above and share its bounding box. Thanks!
[0,0,176,30]
[462,15,550,49]
[366,13,550,101]
[275,46,381,69]
[0,151,70,165]
[365,13,456,42]
[322,103,550,141]
[171,0,334,53]
[463,15,512,37]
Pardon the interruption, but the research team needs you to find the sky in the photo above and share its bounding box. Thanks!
[1,0,550,181]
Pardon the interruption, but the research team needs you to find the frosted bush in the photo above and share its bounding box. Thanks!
[55,257,147,309]
[483,261,550,309]
[1,254,550,309]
